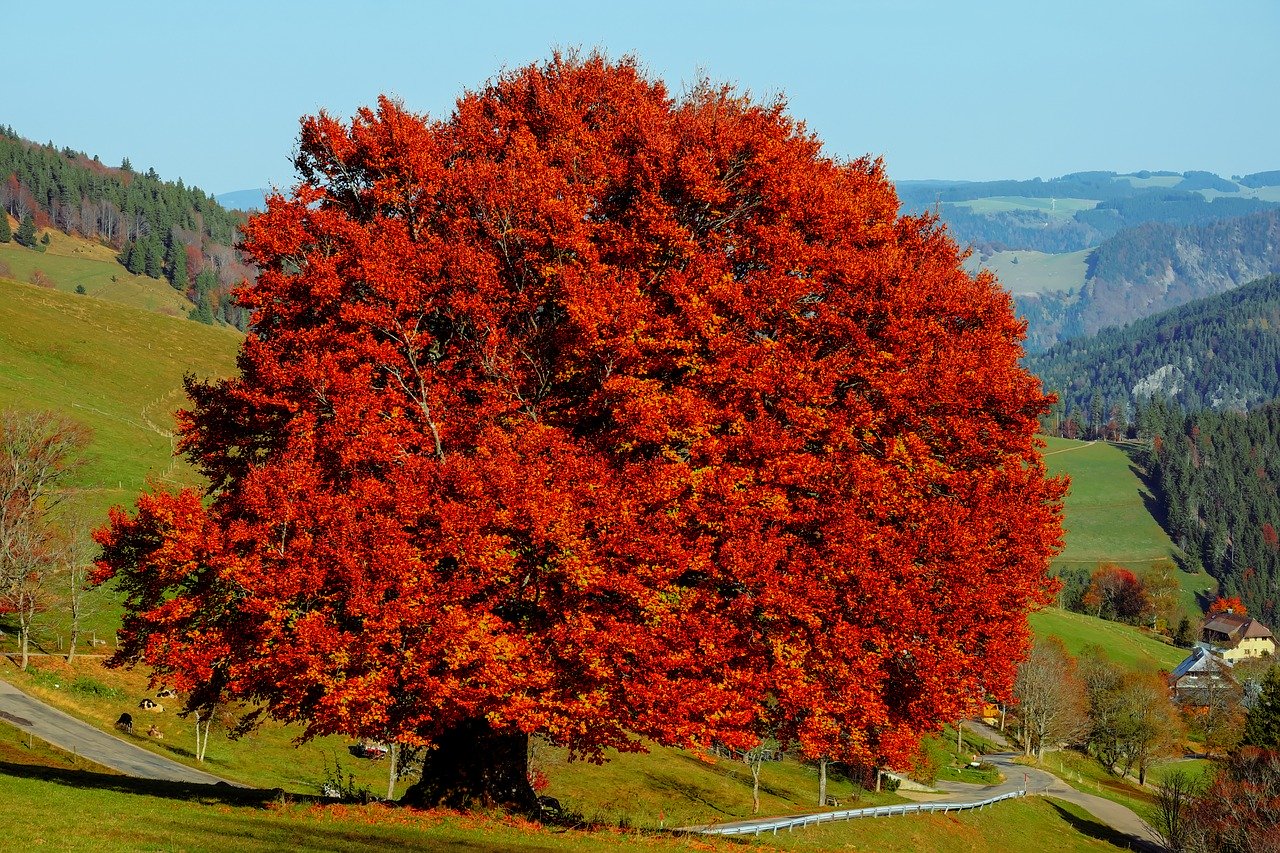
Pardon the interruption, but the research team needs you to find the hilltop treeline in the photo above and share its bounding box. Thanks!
[1143,399,1280,625]
[1028,275,1280,425]
[0,126,251,327]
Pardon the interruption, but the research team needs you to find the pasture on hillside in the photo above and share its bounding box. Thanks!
[0,277,240,641]
[0,277,239,514]
[0,716,1138,853]
[0,226,193,315]
[1040,437,1215,611]
[951,196,1099,218]
[965,248,1090,295]
[1029,607,1184,674]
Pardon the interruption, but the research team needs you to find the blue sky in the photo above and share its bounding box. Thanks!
[5,1,1277,195]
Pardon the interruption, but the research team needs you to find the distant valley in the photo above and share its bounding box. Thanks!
[900,169,1280,351]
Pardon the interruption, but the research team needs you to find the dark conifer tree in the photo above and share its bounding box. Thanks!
[1244,667,1280,748]
[15,213,37,247]
[145,235,164,278]
[167,239,189,291]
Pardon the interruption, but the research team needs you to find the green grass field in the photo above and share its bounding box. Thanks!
[0,275,240,640]
[0,276,239,506]
[1029,608,1184,674]
[0,722,1139,853]
[1112,174,1182,189]
[1040,437,1216,611]
[965,248,1091,295]
[0,226,194,315]
[1042,438,1177,567]
[1,654,904,828]
[1198,185,1280,202]
[950,196,1099,218]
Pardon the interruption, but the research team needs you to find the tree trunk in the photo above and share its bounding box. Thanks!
[17,596,34,671]
[402,718,536,812]
[19,622,29,671]
[750,755,762,814]
[818,758,827,806]
[387,742,400,801]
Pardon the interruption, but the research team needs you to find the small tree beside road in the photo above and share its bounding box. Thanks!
[0,409,90,669]
[1013,637,1089,761]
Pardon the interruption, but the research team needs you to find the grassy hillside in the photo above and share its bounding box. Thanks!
[1030,436,1212,675]
[0,275,239,514]
[952,196,1099,218]
[1041,437,1178,569]
[0,707,1140,853]
[1040,437,1214,605]
[0,220,193,315]
[1029,607,1184,674]
[0,275,239,641]
[966,248,1090,294]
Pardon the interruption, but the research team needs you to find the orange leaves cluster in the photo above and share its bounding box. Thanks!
[94,54,1064,770]
[1209,596,1247,617]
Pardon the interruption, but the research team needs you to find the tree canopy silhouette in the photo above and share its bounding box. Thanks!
[95,54,1065,810]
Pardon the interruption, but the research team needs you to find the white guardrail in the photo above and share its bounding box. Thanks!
[697,789,1027,837]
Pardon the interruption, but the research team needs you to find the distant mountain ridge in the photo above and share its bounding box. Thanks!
[214,188,268,212]
[897,169,1280,256]
[1025,273,1280,420]
[1016,210,1280,351]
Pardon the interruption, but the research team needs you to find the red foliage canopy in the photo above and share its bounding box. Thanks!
[1209,596,1247,617]
[95,56,1064,777]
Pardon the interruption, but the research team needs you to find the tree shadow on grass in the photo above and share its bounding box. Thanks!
[1044,799,1161,852]
[0,758,282,806]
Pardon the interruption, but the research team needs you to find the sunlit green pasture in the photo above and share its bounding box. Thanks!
[1029,607,1185,674]
[0,226,193,314]
[950,196,1099,218]
[966,248,1090,295]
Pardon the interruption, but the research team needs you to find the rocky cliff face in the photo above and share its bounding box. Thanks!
[1018,211,1280,352]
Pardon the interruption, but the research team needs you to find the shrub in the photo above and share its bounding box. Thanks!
[26,667,62,689]
[28,269,55,289]
[70,676,125,700]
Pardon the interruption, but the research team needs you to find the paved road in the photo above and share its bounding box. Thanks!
[914,753,1162,850]
[686,750,1162,850]
[0,677,239,786]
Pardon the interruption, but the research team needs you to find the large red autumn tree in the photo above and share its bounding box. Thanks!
[95,54,1065,809]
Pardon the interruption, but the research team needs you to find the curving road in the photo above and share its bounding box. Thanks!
[686,749,1162,850]
[0,676,240,786]
[926,753,1162,850]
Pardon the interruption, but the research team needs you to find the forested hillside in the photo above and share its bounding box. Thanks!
[0,126,252,327]
[1016,210,1280,350]
[1144,399,1280,625]
[1027,274,1280,425]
